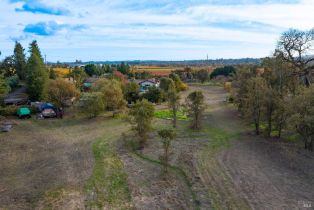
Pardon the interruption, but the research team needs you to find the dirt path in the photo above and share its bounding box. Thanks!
[193,84,314,210]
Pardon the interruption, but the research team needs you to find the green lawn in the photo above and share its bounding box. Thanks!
[154,109,188,120]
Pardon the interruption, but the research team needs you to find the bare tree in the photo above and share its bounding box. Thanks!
[276,28,314,86]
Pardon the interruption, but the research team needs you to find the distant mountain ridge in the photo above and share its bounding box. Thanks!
[54,58,262,66]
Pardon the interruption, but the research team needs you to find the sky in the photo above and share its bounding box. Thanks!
[0,0,314,62]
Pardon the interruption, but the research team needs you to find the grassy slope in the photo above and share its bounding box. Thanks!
[85,137,132,209]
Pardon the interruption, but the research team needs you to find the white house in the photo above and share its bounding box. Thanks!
[138,79,160,92]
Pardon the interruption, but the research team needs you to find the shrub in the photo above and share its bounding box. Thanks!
[79,92,104,118]
[129,99,155,148]
[170,73,188,91]
[142,86,163,103]
[0,105,19,116]
[210,66,236,79]
[224,82,232,92]
[196,69,210,83]
[93,79,126,111]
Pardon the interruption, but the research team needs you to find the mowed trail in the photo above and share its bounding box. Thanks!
[194,84,314,210]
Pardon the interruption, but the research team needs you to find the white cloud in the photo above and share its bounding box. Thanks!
[0,0,314,61]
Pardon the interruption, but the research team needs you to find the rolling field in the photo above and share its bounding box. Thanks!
[0,84,313,210]
[131,65,178,76]
[131,65,215,76]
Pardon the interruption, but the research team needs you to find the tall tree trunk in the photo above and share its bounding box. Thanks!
[267,112,272,137]
[304,137,309,150]
[173,106,177,128]
[255,121,260,135]
[304,74,311,87]
[308,137,313,152]
[254,110,260,135]
[278,123,282,138]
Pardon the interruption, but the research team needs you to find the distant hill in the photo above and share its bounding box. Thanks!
[57,58,261,67]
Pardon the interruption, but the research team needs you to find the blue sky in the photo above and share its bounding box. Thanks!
[0,0,313,61]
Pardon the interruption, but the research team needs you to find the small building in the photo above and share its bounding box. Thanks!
[83,77,99,89]
[138,79,160,92]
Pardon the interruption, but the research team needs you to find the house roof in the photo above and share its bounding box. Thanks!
[138,79,159,85]
[84,77,99,83]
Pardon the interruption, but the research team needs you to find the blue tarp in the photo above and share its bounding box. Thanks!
[40,103,55,111]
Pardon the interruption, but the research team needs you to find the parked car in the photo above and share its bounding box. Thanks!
[41,108,57,118]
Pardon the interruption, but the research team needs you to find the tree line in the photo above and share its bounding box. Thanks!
[232,28,314,152]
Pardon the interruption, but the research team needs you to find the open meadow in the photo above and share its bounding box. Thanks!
[2,1,314,209]
[1,84,313,210]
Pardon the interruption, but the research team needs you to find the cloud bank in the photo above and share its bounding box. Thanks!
[0,0,313,61]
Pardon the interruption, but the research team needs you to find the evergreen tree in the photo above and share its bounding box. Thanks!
[117,62,129,75]
[13,41,26,80]
[26,41,48,101]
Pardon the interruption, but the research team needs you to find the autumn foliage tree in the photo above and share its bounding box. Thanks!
[70,66,87,89]
[185,91,206,130]
[93,78,126,111]
[48,79,80,108]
